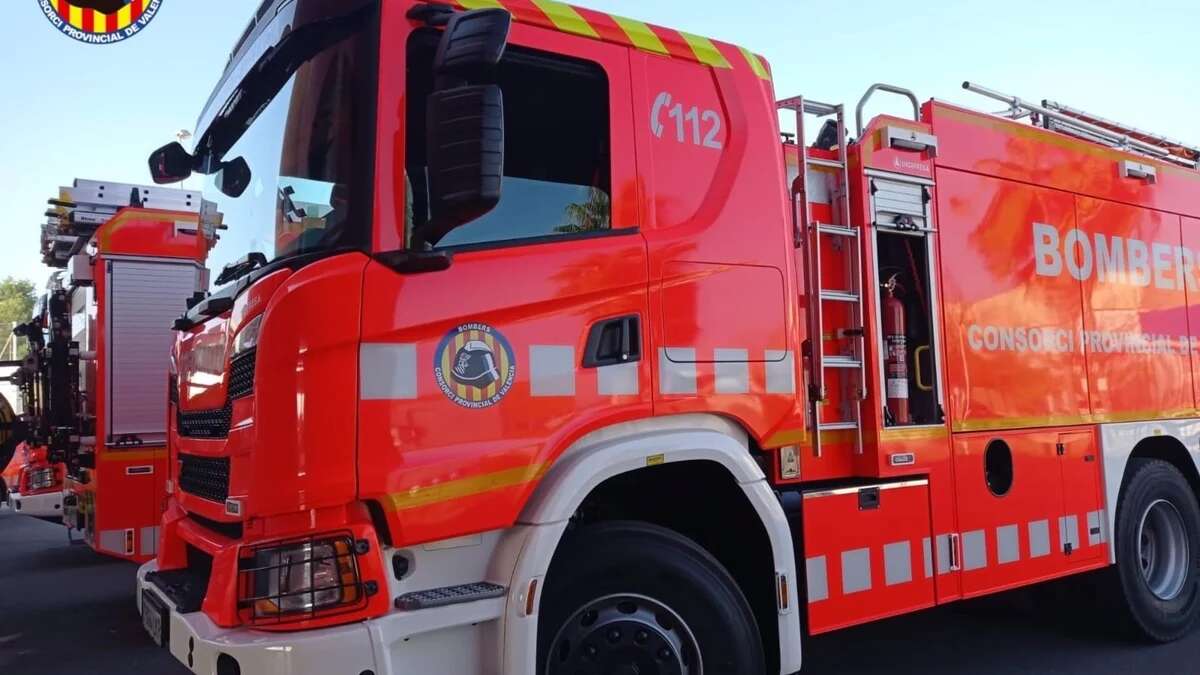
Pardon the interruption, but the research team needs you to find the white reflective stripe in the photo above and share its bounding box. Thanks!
[841,548,872,594]
[1087,509,1107,545]
[996,524,1020,564]
[714,349,750,394]
[360,343,418,400]
[962,529,987,571]
[1059,515,1080,552]
[98,529,125,555]
[806,555,828,602]
[140,526,159,556]
[765,350,796,394]
[883,541,912,586]
[935,533,953,575]
[1028,519,1051,558]
[598,362,639,396]
[659,348,698,395]
[922,537,933,578]
[529,345,576,397]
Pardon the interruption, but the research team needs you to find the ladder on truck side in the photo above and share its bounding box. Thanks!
[777,96,866,459]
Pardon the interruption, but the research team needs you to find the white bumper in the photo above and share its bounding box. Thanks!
[137,561,378,675]
[11,490,64,519]
[136,561,501,675]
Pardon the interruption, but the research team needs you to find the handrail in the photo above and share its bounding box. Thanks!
[856,83,920,136]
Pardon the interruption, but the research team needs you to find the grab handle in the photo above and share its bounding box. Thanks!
[856,83,920,136]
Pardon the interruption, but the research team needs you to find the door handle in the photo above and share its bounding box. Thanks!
[949,533,962,572]
[583,315,641,368]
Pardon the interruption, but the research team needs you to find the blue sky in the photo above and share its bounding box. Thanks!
[1,0,1196,288]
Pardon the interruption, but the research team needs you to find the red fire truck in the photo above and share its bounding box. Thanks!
[136,1,1200,673]
[14,179,215,561]
[4,286,70,521]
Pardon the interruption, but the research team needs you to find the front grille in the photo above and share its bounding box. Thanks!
[178,454,231,503]
[228,349,256,400]
[177,403,232,439]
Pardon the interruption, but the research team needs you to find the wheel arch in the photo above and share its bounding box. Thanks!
[500,413,802,675]
[1101,420,1200,566]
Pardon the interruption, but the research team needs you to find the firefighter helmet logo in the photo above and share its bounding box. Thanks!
[37,0,163,45]
[434,323,516,409]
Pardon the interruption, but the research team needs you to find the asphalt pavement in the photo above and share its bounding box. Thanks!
[3,507,1200,674]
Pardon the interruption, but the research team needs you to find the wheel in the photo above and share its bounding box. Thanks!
[538,521,765,675]
[1114,458,1200,642]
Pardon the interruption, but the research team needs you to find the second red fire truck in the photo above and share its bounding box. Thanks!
[9,179,214,561]
[134,1,1200,673]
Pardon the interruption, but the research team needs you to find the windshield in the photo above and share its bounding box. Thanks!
[200,9,376,286]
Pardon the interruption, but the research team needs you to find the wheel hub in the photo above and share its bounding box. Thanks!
[1137,499,1190,601]
[547,594,701,675]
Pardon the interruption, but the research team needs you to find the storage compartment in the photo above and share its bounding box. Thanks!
[871,175,944,429]
[793,478,937,634]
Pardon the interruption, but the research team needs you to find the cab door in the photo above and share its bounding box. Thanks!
[358,22,648,547]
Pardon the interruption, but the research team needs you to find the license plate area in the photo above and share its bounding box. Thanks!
[142,590,169,648]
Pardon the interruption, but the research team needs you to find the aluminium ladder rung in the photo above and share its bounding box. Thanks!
[777,96,839,117]
[817,223,857,237]
[818,421,859,432]
[824,355,862,369]
[808,157,846,170]
[820,289,860,303]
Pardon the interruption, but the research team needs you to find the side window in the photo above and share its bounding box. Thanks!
[407,32,614,249]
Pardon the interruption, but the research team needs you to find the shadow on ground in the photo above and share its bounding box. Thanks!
[3,508,1200,674]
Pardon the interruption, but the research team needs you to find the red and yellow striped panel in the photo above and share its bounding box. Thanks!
[450,0,771,80]
[55,0,146,34]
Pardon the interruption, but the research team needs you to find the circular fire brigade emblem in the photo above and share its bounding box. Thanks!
[434,323,517,409]
[38,0,163,45]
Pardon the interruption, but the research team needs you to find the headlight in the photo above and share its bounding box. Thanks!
[232,314,263,356]
[241,536,362,621]
[27,467,56,491]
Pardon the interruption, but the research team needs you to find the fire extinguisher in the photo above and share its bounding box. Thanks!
[882,274,910,425]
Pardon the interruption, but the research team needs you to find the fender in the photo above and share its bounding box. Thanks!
[497,413,803,675]
[1098,419,1200,564]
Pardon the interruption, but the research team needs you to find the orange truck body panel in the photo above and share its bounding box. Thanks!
[157,0,1194,641]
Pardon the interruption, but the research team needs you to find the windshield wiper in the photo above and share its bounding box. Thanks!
[215,252,269,286]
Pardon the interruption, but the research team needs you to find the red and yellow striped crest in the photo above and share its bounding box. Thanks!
[39,0,162,43]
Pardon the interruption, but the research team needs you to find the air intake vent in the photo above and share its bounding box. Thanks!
[177,404,232,439]
[178,454,231,503]
[228,349,256,400]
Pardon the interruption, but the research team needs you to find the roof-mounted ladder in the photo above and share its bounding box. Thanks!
[963,81,1199,169]
[777,96,866,459]
[41,179,207,268]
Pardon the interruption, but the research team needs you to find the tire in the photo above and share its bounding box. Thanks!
[537,521,765,675]
[1114,458,1200,642]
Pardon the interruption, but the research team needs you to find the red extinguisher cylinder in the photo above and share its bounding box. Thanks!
[883,289,910,425]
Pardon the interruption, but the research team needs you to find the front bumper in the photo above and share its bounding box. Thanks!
[11,490,64,519]
[137,561,378,675]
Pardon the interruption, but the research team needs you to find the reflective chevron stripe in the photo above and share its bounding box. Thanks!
[448,0,771,79]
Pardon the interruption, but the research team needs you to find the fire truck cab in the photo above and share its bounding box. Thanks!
[137,1,1200,673]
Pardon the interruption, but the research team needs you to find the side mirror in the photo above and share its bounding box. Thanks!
[434,8,511,84]
[148,141,196,185]
[423,84,504,245]
[214,157,252,198]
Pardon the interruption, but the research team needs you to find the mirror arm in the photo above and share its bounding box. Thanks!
[375,249,454,275]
